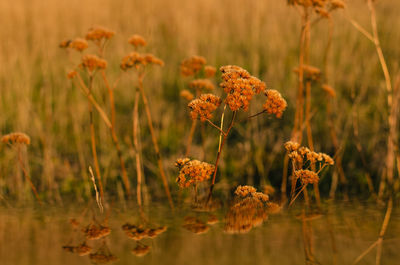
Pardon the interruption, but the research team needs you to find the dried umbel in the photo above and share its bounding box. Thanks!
[322,84,336,98]
[263,89,287,118]
[120,52,164,70]
[67,70,78,79]
[80,54,107,72]
[294,169,320,184]
[1,132,30,145]
[188,94,222,122]
[286,141,334,168]
[69,38,89,52]
[204,65,217,78]
[224,186,270,234]
[180,56,207,77]
[175,158,215,188]
[294,65,321,81]
[85,26,115,42]
[180,89,194,101]
[220,65,266,111]
[330,0,345,9]
[122,223,167,240]
[62,242,92,256]
[182,216,210,234]
[189,79,215,91]
[128,34,147,48]
[132,244,151,257]
[83,223,111,240]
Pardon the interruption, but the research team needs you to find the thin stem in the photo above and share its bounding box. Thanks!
[206,119,226,135]
[207,111,237,202]
[137,73,174,209]
[185,119,197,156]
[218,105,227,152]
[133,87,142,207]
[247,109,267,119]
[289,183,307,207]
[87,75,104,201]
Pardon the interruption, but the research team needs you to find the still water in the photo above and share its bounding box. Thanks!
[1,202,399,265]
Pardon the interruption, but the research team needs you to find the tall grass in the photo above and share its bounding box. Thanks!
[0,0,399,203]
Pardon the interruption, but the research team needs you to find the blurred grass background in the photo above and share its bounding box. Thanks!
[0,0,399,204]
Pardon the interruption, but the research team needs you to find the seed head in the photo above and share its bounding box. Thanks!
[85,26,115,41]
[128,34,147,48]
[294,170,319,184]
[331,0,345,9]
[69,38,89,52]
[175,158,215,188]
[1,132,30,145]
[67,70,78,79]
[220,65,266,112]
[204,65,217,77]
[189,79,215,91]
[284,141,300,152]
[263,89,287,118]
[188,94,222,122]
[180,90,194,101]
[59,39,71,48]
[132,245,151,257]
[180,56,206,77]
[80,54,107,72]
[322,84,336,98]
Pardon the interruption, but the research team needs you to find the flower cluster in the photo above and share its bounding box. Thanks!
[132,244,151,257]
[287,0,345,17]
[188,94,222,122]
[189,79,215,91]
[294,64,321,81]
[62,242,92,256]
[175,158,215,188]
[220,65,266,111]
[180,89,194,101]
[180,56,207,76]
[83,223,111,240]
[263,89,287,118]
[59,38,88,52]
[204,65,217,77]
[120,52,164,70]
[294,169,320,184]
[85,26,115,42]
[128,34,147,48]
[80,54,107,72]
[122,223,167,240]
[182,216,210,234]
[1,132,30,145]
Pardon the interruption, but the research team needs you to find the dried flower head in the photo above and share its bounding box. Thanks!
[128,34,147,47]
[1,132,30,145]
[85,26,115,42]
[315,7,331,18]
[83,223,111,240]
[67,70,78,79]
[294,169,319,184]
[80,54,107,72]
[284,141,300,152]
[180,56,207,77]
[59,39,71,48]
[188,94,221,122]
[224,187,269,234]
[331,0,345,9]
[120,52,164,70]
[263,89,287,118]
[183,216,210,234]
[122,223,167,240]
[294,65,321,81]
[322,84,336,98]
[189,79,215,91]
[132,245,151,257]
[175,158,215,188]
[69,38,89,52]
[204,65,217,77]
[220,65,266,111]
[180,90,194,101]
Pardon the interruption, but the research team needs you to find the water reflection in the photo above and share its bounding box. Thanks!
[1,199,399,265]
